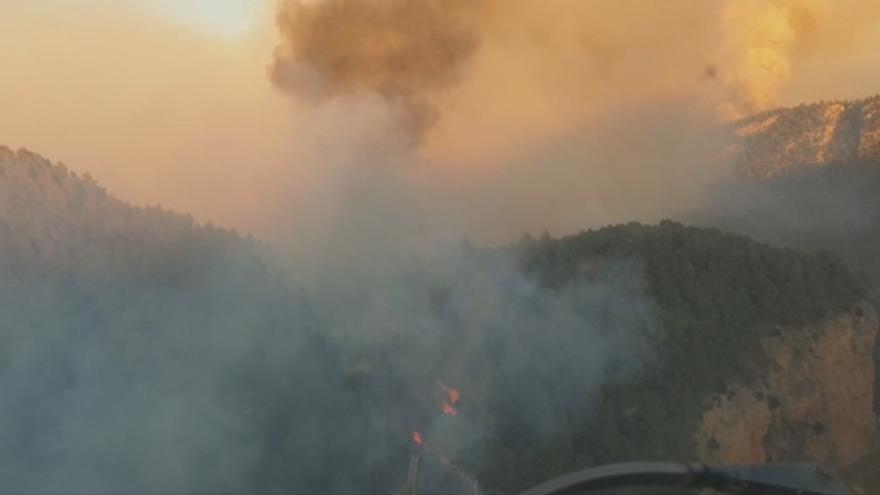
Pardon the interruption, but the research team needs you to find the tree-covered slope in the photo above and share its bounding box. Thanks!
[471,221,867,491]
[0,146,870,494]
[695,156,880,288]
[0,147,361,493]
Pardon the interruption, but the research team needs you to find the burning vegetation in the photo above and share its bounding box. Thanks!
[408,382,479,494]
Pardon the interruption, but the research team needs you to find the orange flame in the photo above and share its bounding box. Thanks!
[412,430,432,452]
[411,382,478,492]
[438,380,461,415]
[438,381,460,403]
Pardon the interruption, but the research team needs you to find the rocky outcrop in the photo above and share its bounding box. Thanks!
[696,303,878,470]
[730,95,880,179]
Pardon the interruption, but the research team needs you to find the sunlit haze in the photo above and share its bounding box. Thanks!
[2,0,880,243]
[149,0,265,38]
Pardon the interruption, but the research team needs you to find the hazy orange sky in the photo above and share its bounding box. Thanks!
[2,1,880,242]
[0,1,295,233]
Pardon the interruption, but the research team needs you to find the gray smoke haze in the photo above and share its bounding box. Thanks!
[266,0,742,249]
[0,148,347,493]
[311,243,656,493]
[0,242,655,494]
[0,148,656,493]
[689,158,880,283]
[0,239,334,492]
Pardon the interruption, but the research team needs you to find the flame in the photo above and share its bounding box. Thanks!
[406,382,478,490]
[412,430,432,452]
[412,431,425,446]
[410,383,480,493]
[447,387,461,404]
[438,380,461,416]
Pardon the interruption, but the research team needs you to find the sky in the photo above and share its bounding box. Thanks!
[2,0,880,244]
[0,0,291,233]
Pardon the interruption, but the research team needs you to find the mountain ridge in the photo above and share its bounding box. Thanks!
[0,145,263,282]
[730,94,880,179]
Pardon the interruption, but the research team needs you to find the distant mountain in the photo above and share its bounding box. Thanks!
[0,146,252,280]
[730,94,880,179]
[694,96,880,285]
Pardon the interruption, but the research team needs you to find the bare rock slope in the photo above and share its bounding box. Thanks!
[731,94,880,179]
[696,304,878,470]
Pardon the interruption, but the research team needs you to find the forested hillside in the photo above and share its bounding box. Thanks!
[696,156,880,288]
[0,146,253,279]
[0,147,360,493]
[470,222,867,491]
[0,146,870,494]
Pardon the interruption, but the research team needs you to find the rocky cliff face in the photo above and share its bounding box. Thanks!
[731,95,880,179]
[696,303,878,469]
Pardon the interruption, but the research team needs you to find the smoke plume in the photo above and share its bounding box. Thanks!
[3,1,880,238]
[265,0,880,249]
[717,0,880,119]
[272,0,880,140]
[271,0,482,143]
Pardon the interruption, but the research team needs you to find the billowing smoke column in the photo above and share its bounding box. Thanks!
[267,0,880,247]
[717,0,880,119]
[4,1,880,243]
[271,0,482,143]
[272,0,880,136]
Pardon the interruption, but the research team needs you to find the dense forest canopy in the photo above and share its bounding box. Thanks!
[696,156,880,288]
[472,222,866,491]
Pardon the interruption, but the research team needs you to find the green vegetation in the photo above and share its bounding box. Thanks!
[700,157,880,288]
[472,221,866,492]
